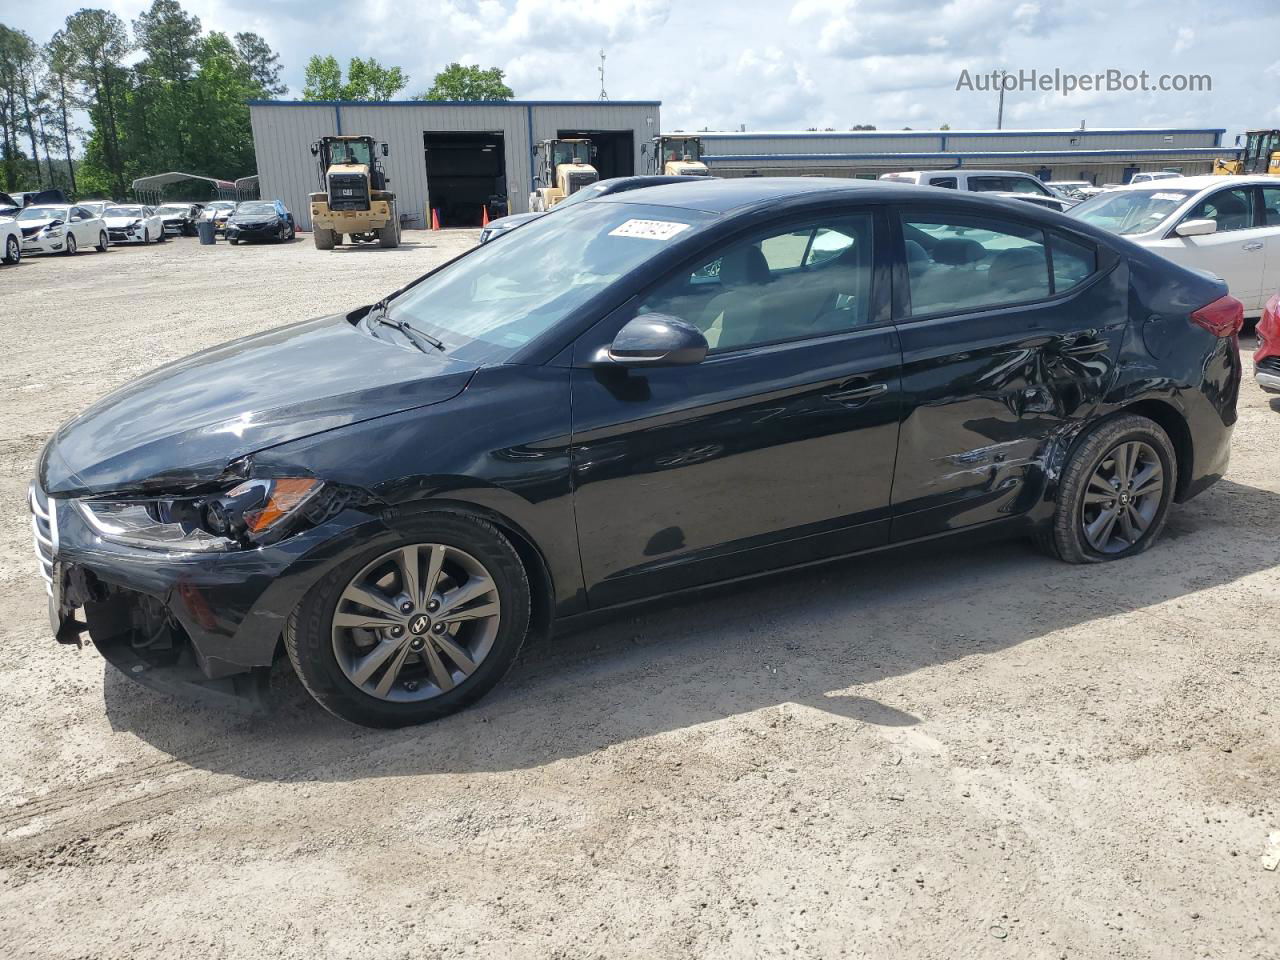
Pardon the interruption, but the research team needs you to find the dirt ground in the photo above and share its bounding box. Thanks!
[1,233,1277,960]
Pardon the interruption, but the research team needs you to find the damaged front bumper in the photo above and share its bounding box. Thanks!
[30,481,388,709]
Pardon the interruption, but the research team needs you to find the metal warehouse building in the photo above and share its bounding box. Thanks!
[698,127,1236,185]
[249,99,661,229]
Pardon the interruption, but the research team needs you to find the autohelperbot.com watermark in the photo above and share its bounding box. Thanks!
[956,68,1212,96]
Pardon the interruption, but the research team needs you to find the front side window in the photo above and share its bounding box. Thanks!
[903,213,1050,315]
[633,214,876,352]
[1183,188,1255,232]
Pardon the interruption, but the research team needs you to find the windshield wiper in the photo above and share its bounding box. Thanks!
[367,298,444,353]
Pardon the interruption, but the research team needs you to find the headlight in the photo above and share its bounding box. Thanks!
[75,477,325,553]
[41,224,62,235]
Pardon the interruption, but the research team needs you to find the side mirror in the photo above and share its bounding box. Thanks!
[310,143,319,156]
[381,143,389,157]
[1175,218,1218,238]
[603,315,708,367]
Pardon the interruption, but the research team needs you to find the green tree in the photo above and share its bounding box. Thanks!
[184,32,257,179]
[45,30,82,193]
[416,63,513,101]
[234,31,286,96]
[303,54,407,101]
[0,26,44,190]
[62,8,133,197]
[302,54,343,100]
[345,57,407,100]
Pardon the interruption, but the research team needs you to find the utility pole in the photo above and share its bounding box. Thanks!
[598,50,608,101]
[996,85,1004,130]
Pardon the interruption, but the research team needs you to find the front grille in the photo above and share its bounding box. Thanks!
[20,225,41,238]
[28,483,58,597]
[108,230,130,240]
[1260,356,1280,374]
[328,173,370,211]
[565,172,596,195]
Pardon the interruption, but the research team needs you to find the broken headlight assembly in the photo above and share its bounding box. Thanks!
[74,477,340,553]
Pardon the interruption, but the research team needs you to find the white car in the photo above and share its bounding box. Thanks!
[991,191,1078,213]
[879,169,1056,196]
[1,215,21,265]
[1128,171,1182,185]
[103,204,167,244]
[17,204,109,257]
[1068,175,1280,317]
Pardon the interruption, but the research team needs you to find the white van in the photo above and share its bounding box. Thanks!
[879,169,1055,197]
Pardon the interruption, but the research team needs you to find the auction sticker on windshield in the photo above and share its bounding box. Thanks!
[608,219,693,240]
[1151,192,1190,202]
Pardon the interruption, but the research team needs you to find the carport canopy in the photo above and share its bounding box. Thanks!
[130,172,239,204]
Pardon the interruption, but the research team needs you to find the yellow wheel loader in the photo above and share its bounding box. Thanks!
[529,139,599,212]
[1212,129,1280,176]
[309,135,400,249]
[648,135,709,176]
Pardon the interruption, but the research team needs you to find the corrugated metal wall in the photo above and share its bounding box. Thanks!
[700,128,1223,156]
[249,101,660,228]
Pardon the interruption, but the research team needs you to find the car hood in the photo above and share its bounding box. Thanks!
[102,216,139,226]
[488,212,542,231]
[40,313,478,496]
[18,217,61,230]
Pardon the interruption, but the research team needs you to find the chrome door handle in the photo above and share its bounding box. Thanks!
[1243,241,1264,251]
[826,382,888,405]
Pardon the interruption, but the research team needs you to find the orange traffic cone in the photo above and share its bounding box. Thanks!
[481,205,490,227]
[430,208,441,231]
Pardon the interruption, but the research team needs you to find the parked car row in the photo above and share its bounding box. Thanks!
[1,197,298,264]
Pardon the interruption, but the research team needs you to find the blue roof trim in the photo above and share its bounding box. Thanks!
[249,98,662,108]
[704,147,1238,162]
[698,128,1226,140]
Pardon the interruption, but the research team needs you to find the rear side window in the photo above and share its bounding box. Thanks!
[903,214,1049,315]
[970,175,1049,196]
[1262,187,1280,227]
[928,177,958,189]
[1048,232,1097,292]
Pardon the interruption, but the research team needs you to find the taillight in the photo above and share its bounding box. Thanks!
[1189,295,1244,338]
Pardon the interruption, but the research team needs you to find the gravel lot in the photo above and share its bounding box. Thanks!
[1,233,1278,959]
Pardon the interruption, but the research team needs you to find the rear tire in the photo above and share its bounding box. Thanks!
[285,512,531,728]
[313,227,335,250]
[1039,414,1177,563]
[96,231,108,252]
[377,220,399,248]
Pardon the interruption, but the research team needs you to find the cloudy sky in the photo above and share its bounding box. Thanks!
[11,0,1279,138]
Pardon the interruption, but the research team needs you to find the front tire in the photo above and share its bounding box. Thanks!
[1041,414,1177,563]
[285,513,531,728]
[3,234,19,264]
[143,228,150,244]
[64,233,77,255]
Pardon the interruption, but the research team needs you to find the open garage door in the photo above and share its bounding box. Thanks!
[424,131,507,227]
[557,130,634,180]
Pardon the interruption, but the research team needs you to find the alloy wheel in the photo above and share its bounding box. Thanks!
[1081,440,1164,554]
[65,234,76,255]
[4,236,18,263]
[331,543,501,702]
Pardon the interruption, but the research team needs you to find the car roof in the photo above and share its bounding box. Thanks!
[1109,174,1275,192]
[594,175,709,196]
[595,176,906,213]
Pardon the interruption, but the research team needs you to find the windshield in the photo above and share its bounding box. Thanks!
[236,202,276,215]
[386,201,713,363]
[552,142,591,165]
[328,140,372,166]
[1068,188,1193,236]
[106,206,143,217]
[18,206,65,220]
[663,139,700,162]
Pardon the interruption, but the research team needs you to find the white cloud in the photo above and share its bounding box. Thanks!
[1172,26,1194,54]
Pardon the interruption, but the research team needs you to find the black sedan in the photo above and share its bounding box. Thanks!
[154,202,204,236]
[33,178,1242,728]
[226,200,295,244]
